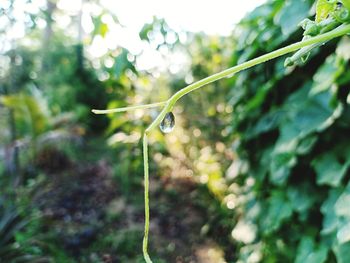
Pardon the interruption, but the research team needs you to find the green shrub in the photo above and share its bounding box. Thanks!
[227,0,350,262]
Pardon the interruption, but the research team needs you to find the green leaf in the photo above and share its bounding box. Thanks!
[139,23,154,41]
[246,109,284,139]
[267,83,341,186]
[270,152,297,185]
[0,94,50,137]
[287,183,317,215]
[337,222,350,244]
[114,49,136,78]
[296,135,317,155]
[335,182,350,218]
[245,81,275,112]
[261,191,293,235]
[278,84,342,143]
[316,0,336,22]
[312,153,349,187]
[276,0,310,35]
[310,55,344,95]
[333,242,350,263]
[306,247,328,263]
[295,237,313,263]
[295,236,328,263]
[321,189,342,236]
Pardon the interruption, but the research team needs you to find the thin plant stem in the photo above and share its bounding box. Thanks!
[142,133,152,263]
[92,23,350,263]
[92,101,167,114]
[145,23,350,133]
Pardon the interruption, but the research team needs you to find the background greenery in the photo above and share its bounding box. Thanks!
[1,0,350,262]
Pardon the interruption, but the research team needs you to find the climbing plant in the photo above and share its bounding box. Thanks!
[93,0,350,262]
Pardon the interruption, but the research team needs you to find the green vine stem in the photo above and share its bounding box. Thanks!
[92,23,350,263]
[91,101,167,114]
[142,134,152,263]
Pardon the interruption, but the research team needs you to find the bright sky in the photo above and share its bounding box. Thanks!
[100,0,266,35]
[4,0,266,43]
[90,0,267,68]
[3,0,266,70]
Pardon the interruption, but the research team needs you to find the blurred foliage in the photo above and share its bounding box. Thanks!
[0,0,146,261]
[1,0,350,262]
[0,198,49,262]
[224,0,350,262]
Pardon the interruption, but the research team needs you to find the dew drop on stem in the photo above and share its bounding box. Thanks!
[160,112,175,133]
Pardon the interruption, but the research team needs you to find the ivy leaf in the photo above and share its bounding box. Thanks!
[322,182,350,244]
[287,183,317,215]
[275,0,310,35]
[337,222,350,244]
[321,189,342,236]
[333,242,350,263]
[310,55,344,95]
[312,153,350,187]
[270,152,297,185]
[296,135,317,155]
[260,191,293,235]
[246,109,284,139]
[335,182,350,218]
[114,49,136,78]
[316,0,336,22]
[280,84,341,141]
[139,23,154,41]
[295,236,328,263]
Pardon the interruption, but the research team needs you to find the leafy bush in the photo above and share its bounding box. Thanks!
[0,198,48,262]
[226,0,350,262]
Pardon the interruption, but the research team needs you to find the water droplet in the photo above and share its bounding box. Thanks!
[160,112,175,133]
